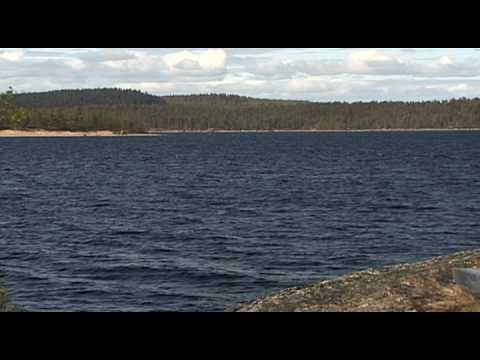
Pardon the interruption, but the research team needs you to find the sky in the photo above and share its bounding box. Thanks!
[1,48,480,102]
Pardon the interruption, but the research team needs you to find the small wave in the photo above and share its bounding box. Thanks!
[109,228,151,235]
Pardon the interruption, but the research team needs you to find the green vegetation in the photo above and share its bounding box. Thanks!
[0,287,8,308]
[0,88,28,130]
[2,88,480,132]
[0,286,17,312]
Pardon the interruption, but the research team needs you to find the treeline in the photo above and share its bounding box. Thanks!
[163,93,306,107]
[2,88,480,132]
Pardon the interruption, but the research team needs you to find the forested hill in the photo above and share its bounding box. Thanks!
[13,88,167,108]
[2,88,480,132]
[13,90,302,108]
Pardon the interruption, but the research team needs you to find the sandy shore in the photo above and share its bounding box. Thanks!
[0,130,117,137]
[2,128,480,137]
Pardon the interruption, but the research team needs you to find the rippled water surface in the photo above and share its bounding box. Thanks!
[1,132,479,311]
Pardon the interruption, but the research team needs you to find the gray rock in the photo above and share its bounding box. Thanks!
[453,268,480,296]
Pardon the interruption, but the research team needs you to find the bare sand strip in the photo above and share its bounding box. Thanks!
[2,128,480,137]
[0,130,116,137]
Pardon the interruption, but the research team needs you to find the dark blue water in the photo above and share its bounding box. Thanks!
[1,132,480,311]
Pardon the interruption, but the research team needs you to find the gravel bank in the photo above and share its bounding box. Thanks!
[231,250,480,312]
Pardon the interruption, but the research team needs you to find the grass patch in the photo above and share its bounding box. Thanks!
[0,287,9,310]
[0,286,20,312]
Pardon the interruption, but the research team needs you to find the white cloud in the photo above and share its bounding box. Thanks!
[163,49,227,76]
[0,49,25,62]
[438,56,453,66]
[243,49,480,79]
[64,59,87,71]
[79,48,137,62]
[347,49,394,70]
[101,52,165,72]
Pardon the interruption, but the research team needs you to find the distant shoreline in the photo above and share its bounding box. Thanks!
[148,128,480,134]
[1,128,480,137]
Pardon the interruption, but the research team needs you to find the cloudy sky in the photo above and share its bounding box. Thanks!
[1,48,480,102]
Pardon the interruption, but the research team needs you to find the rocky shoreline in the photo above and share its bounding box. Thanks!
[231,250,480,312]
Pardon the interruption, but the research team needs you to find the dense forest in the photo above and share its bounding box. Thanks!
[1,88,480,132]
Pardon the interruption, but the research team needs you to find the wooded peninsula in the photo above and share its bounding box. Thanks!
[1,88,480,133]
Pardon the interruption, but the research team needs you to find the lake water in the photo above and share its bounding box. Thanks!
[1,132,479,311]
